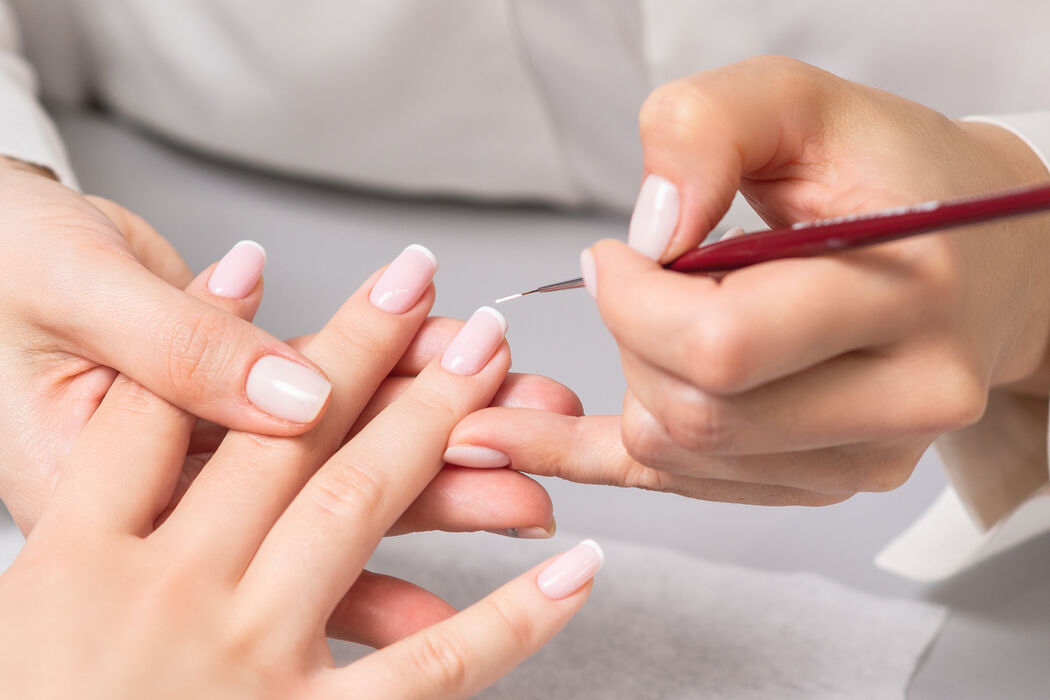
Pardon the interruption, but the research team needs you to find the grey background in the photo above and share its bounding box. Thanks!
[3,109,1049,697]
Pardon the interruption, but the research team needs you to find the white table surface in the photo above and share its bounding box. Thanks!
[3,109,1049,698]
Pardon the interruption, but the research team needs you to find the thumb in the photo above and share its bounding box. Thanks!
[58,241,331,434]
[631,56,832,261]
[444,408,664,491]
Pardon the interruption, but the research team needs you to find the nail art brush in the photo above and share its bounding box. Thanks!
[495,181,1050,302]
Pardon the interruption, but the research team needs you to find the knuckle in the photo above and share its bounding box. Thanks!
[159,312,236,391]
[931,369,988,432]
[481,596,538,651]
[308,459,387,521]
[405,385,462,425]
[410,629,470,692]
[621,416,675,474]
[659,388,730,453]
[639,81,718,145]
[324,316,389,363]
[687,314,752,394]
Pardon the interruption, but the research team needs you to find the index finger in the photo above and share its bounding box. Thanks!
[587,239,909,394]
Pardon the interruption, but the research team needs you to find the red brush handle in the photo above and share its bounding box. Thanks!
[668,183,1050,273]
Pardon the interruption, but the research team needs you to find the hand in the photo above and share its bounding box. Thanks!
[444,56,1050,506]
[0,163,331,527]
[0,164,579,535]
[0,254,600,699]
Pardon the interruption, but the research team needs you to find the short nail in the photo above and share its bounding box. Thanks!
[208,240,267,299]
[245,355,332,423]
[537,539,605,600]
[441,306,508,376]
[722,226,747,240]
[579,248,597,299]
[369,244,438,313]
[488,520,556,540]
[628,174,680,260]
[443,445,510,468]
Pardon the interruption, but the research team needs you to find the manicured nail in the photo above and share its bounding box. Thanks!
[722,226,747,240]
[369,244,438,313]
[245,355,332,423]
[628,174,680,260]
[208,240,267,299]
[537,539,605,600]
[579,248,597,299]
[441,306,508,376]
[488,519,556,540]
[443,445,510,468]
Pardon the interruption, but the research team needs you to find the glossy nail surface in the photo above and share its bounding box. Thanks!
[208,240,267,299]
[537,539,605,600]
[441,306,507,376]
[579,248,597,299]
[443,445,510,468]
[628,175,680,260]
[369,244,437,313]
[245,355,332,423]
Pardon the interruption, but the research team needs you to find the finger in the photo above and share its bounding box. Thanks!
[351,372,583,435]
[239,307,510,634]
[159,245,439,573]
[445,408,847,505]
[52,229,332,433]
[387,467,555,538]
[41,242,269,535]
[330,541,602,699]
[633,56,836,260]
[618,390,922,494]
[620,342,977,455]
[328,570,458,649]
[588,239,911,394]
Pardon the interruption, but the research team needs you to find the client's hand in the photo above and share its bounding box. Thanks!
[0,163,579,534]
[445,56,1050,505]
[0,253,599,699]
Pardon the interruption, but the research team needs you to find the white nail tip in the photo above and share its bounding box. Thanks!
[233,239,267,263]
[476,306,509,335]
[405,243,438,270]
[580,538,605,570]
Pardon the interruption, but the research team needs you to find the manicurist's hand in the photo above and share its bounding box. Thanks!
[0,250,600,699]
[445,56,1050,505]
[0,162,579,535]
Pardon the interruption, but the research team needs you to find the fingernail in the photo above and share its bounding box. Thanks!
[537,539,605,600]
[443,445,510,468]
[369,244,438,313]
[245,355,332,423]
[628,174,680,260]
[441,306,507,376]
[722,226,747,240]
[488,519,556,540]
[579,248,597,299]
[208,240,267,299]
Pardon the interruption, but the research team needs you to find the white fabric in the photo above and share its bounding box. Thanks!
[2,0,1050,580]
[332,531,946,699]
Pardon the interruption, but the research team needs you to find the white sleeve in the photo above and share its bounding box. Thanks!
[963,112,1050,173]
[0,1,76,187]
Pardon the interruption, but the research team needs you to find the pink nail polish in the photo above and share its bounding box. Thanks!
[628,175,680,260]
[369,244,438,313]
[245,355,332,423]
[537,539,605,600]
[441,307,508,376]
[579,248,597,299]
[208,240,267,299]
[443,445,510,468]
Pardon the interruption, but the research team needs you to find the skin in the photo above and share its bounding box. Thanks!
[449,56,1050,505]
[0,259,591,699]
[0,160,581,534]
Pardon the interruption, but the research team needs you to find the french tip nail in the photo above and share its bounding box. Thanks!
[208,240,268,299]
[233,239,267,263]
[536,538,605,599]
[579,248,597,299]
[404,243,438,270]
[476,305,509,335]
